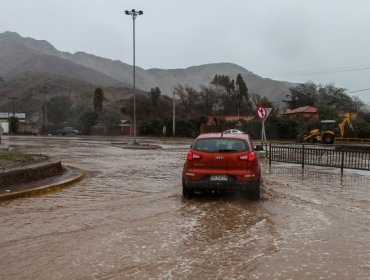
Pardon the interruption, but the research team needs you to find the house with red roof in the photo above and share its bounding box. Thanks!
[281,106,318,122]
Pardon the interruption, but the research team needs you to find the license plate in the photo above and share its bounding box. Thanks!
[210,175,228,181]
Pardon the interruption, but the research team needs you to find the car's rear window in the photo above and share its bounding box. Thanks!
[193,138,249,153]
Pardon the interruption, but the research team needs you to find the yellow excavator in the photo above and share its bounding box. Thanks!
[299,113,354,144]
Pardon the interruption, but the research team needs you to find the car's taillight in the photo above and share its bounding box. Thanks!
[239,152,256,161]
[187,151,201,161]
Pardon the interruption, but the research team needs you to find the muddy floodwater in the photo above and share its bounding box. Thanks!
[0,136,369,279]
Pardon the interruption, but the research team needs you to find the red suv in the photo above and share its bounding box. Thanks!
[182,133,261,199]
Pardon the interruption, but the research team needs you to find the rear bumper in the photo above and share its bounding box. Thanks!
[183,177,260,193]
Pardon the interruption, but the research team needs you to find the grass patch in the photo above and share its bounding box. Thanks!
[0,151,47,169]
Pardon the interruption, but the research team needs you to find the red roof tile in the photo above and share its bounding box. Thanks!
[283,106,317,114]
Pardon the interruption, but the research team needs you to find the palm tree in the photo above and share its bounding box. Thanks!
[93,87,104,114]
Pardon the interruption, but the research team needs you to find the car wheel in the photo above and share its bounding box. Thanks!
[323,134,334,144]
[249,187,260,201]
[182,179,193,198]
[245,181,260,200]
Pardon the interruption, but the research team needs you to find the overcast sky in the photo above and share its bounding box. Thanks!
[1,0,370,103]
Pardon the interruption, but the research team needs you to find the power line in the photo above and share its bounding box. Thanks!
[269,65,370,77]
[347,88,370,94]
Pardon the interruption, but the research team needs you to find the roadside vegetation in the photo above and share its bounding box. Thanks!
[0,151,47,169]
[7,74,370,139]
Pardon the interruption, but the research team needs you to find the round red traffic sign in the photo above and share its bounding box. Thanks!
[256,106,267,120]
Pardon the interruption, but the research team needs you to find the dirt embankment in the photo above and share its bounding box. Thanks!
[0,153,48,171]
[0,153,65,189]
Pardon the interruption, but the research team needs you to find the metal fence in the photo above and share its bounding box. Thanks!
[268,143,370,173]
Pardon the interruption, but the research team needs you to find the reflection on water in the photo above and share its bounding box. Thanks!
[258,160,370,279]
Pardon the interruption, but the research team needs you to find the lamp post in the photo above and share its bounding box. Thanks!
[124,9,143,144]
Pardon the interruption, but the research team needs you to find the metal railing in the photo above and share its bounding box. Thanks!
[268,143,370,173]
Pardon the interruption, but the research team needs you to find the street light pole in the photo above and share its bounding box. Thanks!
[125,9,143,144]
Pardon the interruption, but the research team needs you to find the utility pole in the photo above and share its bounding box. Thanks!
[8,97,18,116]
[7,97,18,134]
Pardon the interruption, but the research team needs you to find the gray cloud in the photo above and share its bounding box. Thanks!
[1,0,370,102]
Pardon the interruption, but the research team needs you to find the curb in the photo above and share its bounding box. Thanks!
[0,165,85,201]
[111,143,162,150]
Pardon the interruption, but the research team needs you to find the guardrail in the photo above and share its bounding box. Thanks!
[268,143,370,173]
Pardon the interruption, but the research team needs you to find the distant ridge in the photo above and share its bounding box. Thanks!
[0,31,295,113]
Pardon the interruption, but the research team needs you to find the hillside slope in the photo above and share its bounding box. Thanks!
[0,31,295,113]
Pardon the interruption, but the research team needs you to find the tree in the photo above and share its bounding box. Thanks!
[316,105,339,120]
[212,74,235,92]
[121,89,172,124]
[212,74,236,115]
[251,93,273,108]
[317,83,356,112]
[212,74,252,116]
[198,85,219,116]
[284,82,317,109]
[235,74,252,115]
[146,87,163,118]
[353,113,370,138]
[352,96,365,112]
[127,93,152,121]
[93,87,104,114]
[78,110,98,134]
[286,82,359,112]
[148,87,161,106]
[47,95,73,126]
[8,116,19,134]
[173,85,201,119]
[99,111,121,133]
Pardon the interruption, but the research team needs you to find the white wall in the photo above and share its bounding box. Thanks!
[0,122,9,134]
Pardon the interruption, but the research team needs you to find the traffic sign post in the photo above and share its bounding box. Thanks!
[257,106,268,121]
[256,106,272,151]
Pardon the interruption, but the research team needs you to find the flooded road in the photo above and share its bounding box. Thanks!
[0,136,369,279]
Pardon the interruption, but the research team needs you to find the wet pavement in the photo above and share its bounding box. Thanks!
[0,136,369,279]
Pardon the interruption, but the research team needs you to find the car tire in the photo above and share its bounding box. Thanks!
[250,187,260,201]
[182,179,193,198]
[245,181,260,200]
[323,134,334,144]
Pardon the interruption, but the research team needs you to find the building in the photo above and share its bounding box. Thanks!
[0,112,26,133]
[281,106,318,122]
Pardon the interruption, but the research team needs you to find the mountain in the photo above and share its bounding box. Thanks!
[0,31,295,114]
[0,32,126,87]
